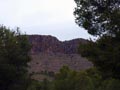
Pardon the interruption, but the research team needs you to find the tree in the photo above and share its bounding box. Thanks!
[74,0,120,79]
[53,66,98,90]
[99,79,120,90]
[0,26,31,90]
[74,0,120,36]
[79,35,120,79]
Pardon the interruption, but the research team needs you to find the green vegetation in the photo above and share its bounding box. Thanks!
[74,0,120,79]
[29,66,120,90]
[78,36,120,79]
[73,0,120,89]
[0,26,31,90]
[53,66,96,90]
[74,0,120,36]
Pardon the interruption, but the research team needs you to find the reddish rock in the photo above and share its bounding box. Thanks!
[27,35,93,76]
[28,35,88,54]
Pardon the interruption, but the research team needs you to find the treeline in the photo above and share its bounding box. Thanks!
[28,66,120,90]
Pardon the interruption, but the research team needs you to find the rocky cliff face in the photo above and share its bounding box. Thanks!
[28,35,88,54]
[28,35,93,80]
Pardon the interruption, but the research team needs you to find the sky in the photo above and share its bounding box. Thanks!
[0,0,94,41]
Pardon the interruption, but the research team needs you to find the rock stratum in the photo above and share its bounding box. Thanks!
[28,35,93,76]
[29,35,88,54]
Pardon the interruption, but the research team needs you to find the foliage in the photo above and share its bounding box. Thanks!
[27,80,42,90]
[74,0,120,85]
[79,35,120,79]
[74,0,120,36]
[0,26,31,90]
[74,0,120,79]
[27,66,120,90]
[53,66,101,90]
[99,78,120,90]
[27,79,53,90]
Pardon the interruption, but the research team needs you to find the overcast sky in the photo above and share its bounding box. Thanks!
[0,0,94,41]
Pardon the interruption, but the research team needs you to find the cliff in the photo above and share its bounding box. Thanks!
[28,35,88,54]
[28,35,93,81]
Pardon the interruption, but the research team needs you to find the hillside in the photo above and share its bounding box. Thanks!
[28,35,93,80]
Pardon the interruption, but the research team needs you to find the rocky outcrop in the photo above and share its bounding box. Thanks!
[28,35,88,54]
[28,35,93,76]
